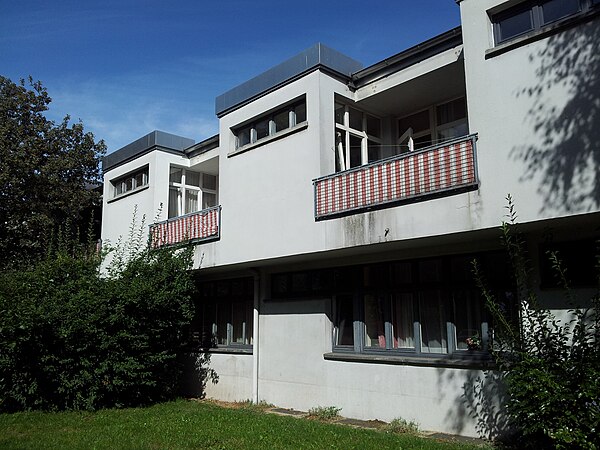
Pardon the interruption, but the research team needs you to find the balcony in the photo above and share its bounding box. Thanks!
[150,206,221,248]
[313,135,478,220]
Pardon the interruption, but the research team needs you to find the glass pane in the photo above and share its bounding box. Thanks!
[335,103,345,125]
[202,174,217,190]
[202,192,217,209]
[237,127,251,147]
[255,119,269,140]
[124,177,133,191]
[437,122,469,142]
[232,301,249,344]
[436,98,467,126]
[368,140,381,163]
[497,8,533,42]
[273,110,289,132]
[367,115,381,138]
[349,134,362,168]
[186,171,200,187]
[453,290,483,351]
[364,295,386,348]
[294,102,306,124]
[216,301,231,346]
[392,293,415,348]
[134,171,146,188]
[399,109,430,134]
[419,259,443,283]
[419,290,447,353]
[392,262,412,285]
[185,189,198,214]
[335,295,354,346]
[348,107,363,130]
[168,187,180,218]
[541,0,580,24]
[413,134,432,149]
[170,167,182,183]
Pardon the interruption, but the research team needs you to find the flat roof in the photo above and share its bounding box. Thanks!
[103,130,195,172]
[215,43,363,117]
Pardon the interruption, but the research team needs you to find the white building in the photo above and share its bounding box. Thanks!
[101,0,600,438]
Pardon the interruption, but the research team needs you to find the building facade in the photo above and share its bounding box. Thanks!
[101,0,600,438]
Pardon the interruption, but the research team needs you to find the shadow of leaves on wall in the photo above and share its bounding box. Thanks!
[512,19,599,213]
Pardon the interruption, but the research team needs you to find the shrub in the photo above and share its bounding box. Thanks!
[473,196,600,449]
[308,406,341,421]
[0,216,197,412]
[383,418,420,435]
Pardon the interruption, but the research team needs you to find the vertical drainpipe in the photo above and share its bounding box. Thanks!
[250,268,260,403]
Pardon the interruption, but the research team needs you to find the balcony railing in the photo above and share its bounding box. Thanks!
[313,134,478,220]
[149,206,221,248]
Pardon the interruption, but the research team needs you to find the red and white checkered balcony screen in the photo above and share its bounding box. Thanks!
[150,207,219,248]
[314,136,477,219]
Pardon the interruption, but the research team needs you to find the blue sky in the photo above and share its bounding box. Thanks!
[1,1,461,154]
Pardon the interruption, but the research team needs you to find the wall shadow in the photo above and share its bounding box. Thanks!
[437,366,512,442]
[179,348,219,398]
[512,18,600,213]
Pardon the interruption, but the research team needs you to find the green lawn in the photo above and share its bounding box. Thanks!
[0,399,491,449]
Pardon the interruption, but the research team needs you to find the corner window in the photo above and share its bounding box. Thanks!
[491,0,596,46]
[111,166,148,198]
[233,96,306,150]
[397,97,468,152]
[334,101,382,172]
[168,167,218,218]
[194,278,254,348]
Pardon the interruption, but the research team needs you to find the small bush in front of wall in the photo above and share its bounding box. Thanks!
[308,406,342,421]
[473,195,600,450]
[383,418,420,435]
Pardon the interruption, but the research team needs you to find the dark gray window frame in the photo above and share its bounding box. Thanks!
[491,0,598,46]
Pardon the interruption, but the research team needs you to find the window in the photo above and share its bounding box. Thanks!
[168,167,218,218]
[491,0,597,45]
[397,98,468,152]
[272,251,513,359]
[194,278,254,348]
[233,97,306,149]
[111,166,148,198]
[334,102,382,171]
[539,238,598,288]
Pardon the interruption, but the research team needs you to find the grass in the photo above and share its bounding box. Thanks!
[0,399,492,450]
[307,405,342,421]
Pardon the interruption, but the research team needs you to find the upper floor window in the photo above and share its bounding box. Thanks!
[233,96,306,150]
[111,166,148,198]
[168,167,218,218]
[334,102,382,172]
[491,0,598,45]
[398,97,468,152]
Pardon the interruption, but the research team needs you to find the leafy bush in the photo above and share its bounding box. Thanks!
[0,217,197,412]
[308,405,341,421]
[383,418,420,435]
[473,196,600,449]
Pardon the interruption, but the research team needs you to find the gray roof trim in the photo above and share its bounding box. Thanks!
[103,130,195,172]
[215,43,363,117]
[352,27,463,88]
[185,134,219,158]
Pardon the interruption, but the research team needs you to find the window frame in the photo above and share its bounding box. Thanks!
[232,95,307,151]
[334,101,383,172]
[397,97,468,152]
[490,0,598,46]
[110,165,149,199]
[168,167,218,219]
[195,278,254,350]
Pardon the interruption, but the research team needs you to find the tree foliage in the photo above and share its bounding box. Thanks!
[0,76,105,268]
[0,222,197,412]
[474,196,600,449]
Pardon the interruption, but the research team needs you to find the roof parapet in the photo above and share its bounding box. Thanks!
[103,130,195,172]
[215,43,363,117]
